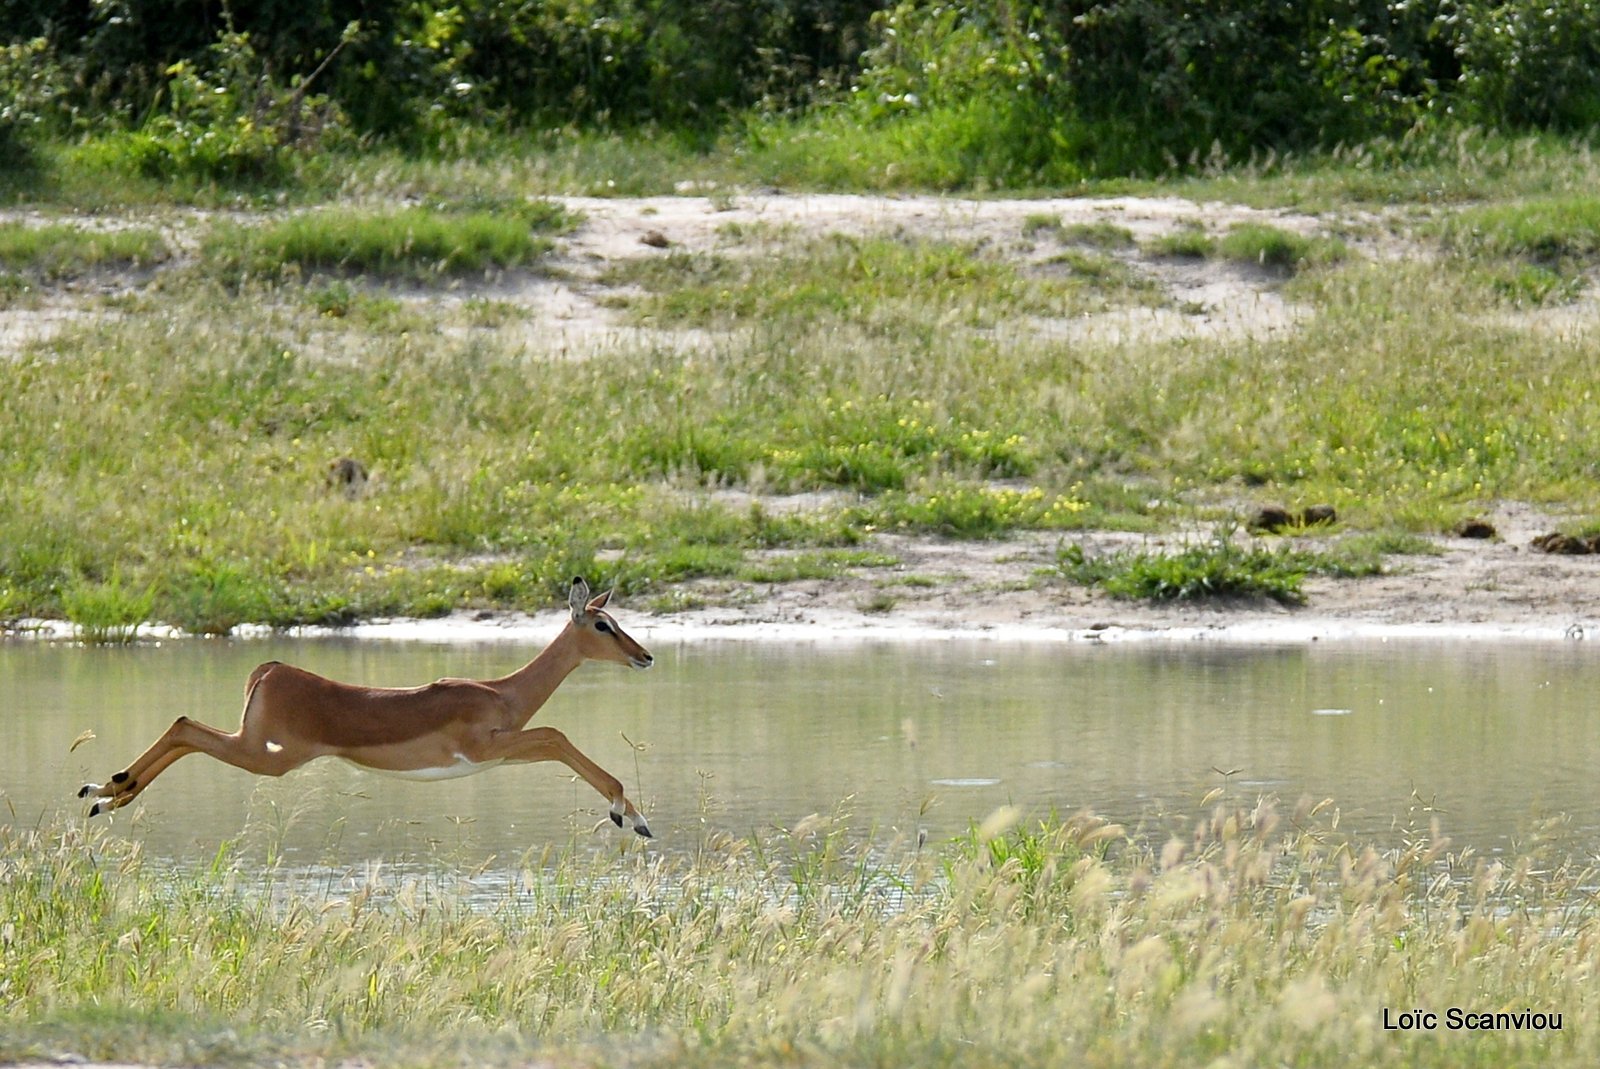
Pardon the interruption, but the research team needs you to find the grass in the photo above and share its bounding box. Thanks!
[3,802,1597,1067]
[1150,222,1347,270]
[5,226,1600,629]
[1053,538,1313,604]
[1050,523,1400,604]
[4,130,1600,629]
[1438,194,1600,260]
[0,221,169,279]
[599,231,1161,332]
[59,571,155,643]
[200,202,574,282]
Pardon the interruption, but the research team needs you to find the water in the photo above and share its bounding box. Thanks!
[3,635,1597,868]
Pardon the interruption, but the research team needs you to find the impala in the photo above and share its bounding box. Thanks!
[78,577,657,836]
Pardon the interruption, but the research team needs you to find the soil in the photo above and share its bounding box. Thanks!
[8,193,1600,644]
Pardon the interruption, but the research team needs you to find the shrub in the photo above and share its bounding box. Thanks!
[1455,1,1600,130]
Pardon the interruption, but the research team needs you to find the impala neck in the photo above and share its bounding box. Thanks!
[496,623,585,725]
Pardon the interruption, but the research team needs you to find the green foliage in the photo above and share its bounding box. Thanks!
[113,27,354,183]
[1456,1,1600,130]
[0,36,67,166]
[9,0,1600,185]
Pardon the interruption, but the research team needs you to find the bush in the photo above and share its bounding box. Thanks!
[1456,1,1600,130]
[0,36,68,167]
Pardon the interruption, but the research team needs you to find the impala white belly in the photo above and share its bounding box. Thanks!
[341,754,505,781]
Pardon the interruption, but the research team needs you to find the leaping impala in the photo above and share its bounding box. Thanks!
[78,577,657,837]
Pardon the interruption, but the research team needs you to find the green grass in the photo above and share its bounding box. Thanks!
[1150,223,1347,270]
[600,232,1159,332]
[1051,527,1392,605]
[3,803,1598,1067]
[60,571,155,643]
[4,228,1599,629]
[0,221,169,278]
[1217,223,1348,269]
[200,203,573,282]
[5,132,1600,628]
[1439,194,1600,260]
[1147,223,1214,258]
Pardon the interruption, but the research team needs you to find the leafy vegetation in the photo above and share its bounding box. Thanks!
[7,2,1600,196]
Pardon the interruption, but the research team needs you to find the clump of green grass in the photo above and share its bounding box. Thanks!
[60,571,154,643]
[1218,223,1348,269]
[1021,211,1061,235]
[1053,534,1327,604]
[164,560,280,635]
[1147,222,1345,270]
[1474,261,1584,307]
[1020,214,1137,247]
[1440,194,1600,261]
[201,203,571,282]
[5,801,1598,1067]
[1148,222,1214,258]
[1059,221,1138,248]
[1435,196,1600,307]
[0,221,169,278]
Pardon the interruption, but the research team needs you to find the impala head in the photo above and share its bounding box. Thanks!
[567,576,653,669]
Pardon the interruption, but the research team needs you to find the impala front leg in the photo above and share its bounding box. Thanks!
[483,726,652,837]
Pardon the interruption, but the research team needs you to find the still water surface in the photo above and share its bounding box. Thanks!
[3,636,1597,867]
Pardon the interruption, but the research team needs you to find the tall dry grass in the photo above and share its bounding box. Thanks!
[2,801,1594,1066]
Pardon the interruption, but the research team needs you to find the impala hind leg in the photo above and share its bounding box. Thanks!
[482,726,652,837]
[78,716,299,816]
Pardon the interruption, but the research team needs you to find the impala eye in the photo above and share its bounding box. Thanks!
[595,620,613,635]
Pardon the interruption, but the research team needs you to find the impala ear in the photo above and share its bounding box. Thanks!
[568,576,591,618]
[585,587,613,613]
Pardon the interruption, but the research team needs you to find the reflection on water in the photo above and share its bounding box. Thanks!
[2,635,1597,868]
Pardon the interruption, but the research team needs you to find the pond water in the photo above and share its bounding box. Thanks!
[3,634,1597,868]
